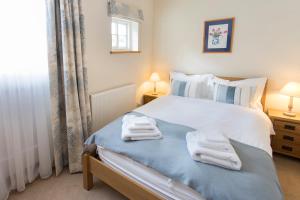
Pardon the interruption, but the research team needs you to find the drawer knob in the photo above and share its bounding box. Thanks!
[283,135,294,141]
[284,124,296,131]
[281,145,293,152]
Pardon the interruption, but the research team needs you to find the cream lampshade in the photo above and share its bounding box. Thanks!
[150,72,160,95]
[280,82,300,117]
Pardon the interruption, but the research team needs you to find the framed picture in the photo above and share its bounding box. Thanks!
[203,18,235,53]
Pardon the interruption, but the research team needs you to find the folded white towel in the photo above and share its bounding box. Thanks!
[122,115,162,141]
[122,124,162,141]
[128,124,156,131]
[123,115,156,126]
[186,131,242,170]
[133,117,156,126]
[204,130,229,144]
[128,128,156,133]
[196,131,232,152]
[123,115,157,130]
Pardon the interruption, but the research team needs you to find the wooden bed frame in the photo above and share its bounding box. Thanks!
[82,77,268,200]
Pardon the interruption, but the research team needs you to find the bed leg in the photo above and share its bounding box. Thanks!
[83,153,94,190]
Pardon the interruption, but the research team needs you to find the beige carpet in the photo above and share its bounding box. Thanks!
[273,154,300,200]
[8,170,127,200]
[8,154,300,200]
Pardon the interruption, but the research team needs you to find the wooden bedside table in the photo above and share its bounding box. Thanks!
[143,92,165,105]
[268,109,300,159]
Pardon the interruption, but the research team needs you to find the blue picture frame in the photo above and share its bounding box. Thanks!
[203,18,235,53]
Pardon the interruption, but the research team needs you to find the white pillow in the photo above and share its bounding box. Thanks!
[169,71,191,82]
[170,79,191,97]
[169,72,192,97]
[188,74,215,99]
[211,77,230,85]
[213,83,257,107]
[212,77,267,110]
[169,72,215,99]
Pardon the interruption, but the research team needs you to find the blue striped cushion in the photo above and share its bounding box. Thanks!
[171,80,188,97]
[214,84,241,104]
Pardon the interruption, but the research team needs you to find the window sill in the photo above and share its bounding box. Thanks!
[110,51,141,54]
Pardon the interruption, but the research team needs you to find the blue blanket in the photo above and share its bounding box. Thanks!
[85,113,283,200]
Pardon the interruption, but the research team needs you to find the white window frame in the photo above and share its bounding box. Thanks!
[111,17,140,53]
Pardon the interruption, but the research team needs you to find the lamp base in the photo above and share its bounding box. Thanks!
[283,111,296,117]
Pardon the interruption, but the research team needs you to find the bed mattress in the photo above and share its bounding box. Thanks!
[97,146,204,200]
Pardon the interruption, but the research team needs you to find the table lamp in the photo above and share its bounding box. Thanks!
[280,82,300,117]
[150,72,160,95]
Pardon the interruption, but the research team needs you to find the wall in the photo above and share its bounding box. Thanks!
[153,0,300,112]
[83,0,154,103]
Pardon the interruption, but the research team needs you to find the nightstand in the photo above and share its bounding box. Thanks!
[268,109,300,159]
[143,92,165,105]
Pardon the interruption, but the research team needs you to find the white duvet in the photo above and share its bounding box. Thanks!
[135,95,274,156]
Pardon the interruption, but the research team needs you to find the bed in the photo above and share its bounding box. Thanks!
[82,77,283,200]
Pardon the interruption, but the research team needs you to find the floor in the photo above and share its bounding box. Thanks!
[273,154,300,200]
[8,154,300,200]
[8,170,127,200]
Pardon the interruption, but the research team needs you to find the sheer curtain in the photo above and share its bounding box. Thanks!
[0,1,53,199]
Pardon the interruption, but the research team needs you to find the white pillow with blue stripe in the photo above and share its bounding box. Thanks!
[211,77,267,110]
[213,84,257,107]
[171,80,190,97]
[170,72,215,99]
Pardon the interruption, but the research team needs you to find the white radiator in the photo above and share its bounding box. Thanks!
[90,84,136,132]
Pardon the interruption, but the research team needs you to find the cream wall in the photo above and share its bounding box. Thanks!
[153,0,300,112]
[83,0,154,102]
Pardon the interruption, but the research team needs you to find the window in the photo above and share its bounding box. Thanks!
[111,17,140,52]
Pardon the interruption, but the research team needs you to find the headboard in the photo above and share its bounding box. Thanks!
[218,76,268,110]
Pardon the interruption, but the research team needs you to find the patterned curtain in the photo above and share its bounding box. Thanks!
[46,0,92,174]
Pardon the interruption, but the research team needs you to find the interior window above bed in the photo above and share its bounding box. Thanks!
[111,17,140,52]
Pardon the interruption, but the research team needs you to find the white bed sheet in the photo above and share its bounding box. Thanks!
[97,146,204,200]
[135,95,274,156]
